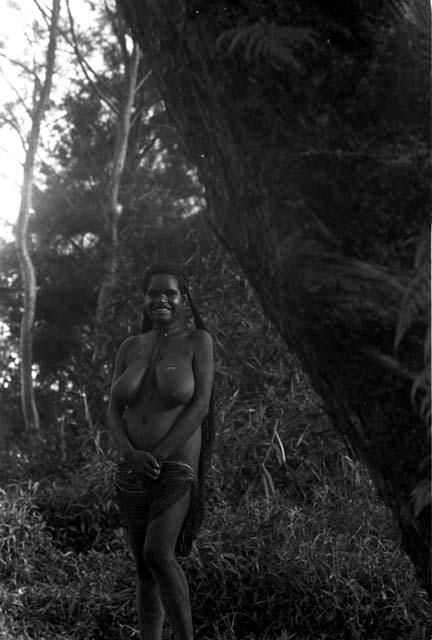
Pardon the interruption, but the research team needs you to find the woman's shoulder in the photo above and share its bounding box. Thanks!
[117,333,150,356]
[188,328,213,350]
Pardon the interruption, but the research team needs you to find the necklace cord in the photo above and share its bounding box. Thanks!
[149,332,167,396]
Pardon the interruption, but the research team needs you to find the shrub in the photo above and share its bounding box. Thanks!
[0,484,134,640]
[188,489,432,640]
[2,467,431,640]
[35,456,121,553]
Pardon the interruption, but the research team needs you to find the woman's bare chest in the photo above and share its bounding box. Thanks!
[152,344,195,406]
[124,337,195,408]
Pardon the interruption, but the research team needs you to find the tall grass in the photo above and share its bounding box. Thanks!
[1,249,431,639]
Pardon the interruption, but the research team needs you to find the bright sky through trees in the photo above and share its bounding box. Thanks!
[0,0,99,241]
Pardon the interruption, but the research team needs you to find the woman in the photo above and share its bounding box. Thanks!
[107,262,214,640]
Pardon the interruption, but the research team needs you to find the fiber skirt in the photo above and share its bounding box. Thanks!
[114,460,198,556]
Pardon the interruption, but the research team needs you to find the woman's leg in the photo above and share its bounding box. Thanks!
[128,529,165,640]
[143,491,193,640]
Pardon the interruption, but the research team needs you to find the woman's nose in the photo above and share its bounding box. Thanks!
[154,293,168,305]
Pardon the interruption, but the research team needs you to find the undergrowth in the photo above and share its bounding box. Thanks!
[1,251,431,639]
[1,461,430,640]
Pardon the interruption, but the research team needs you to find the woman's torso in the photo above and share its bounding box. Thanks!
[114,331,201,469]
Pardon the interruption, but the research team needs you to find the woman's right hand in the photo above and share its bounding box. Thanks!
[127,450,161,481]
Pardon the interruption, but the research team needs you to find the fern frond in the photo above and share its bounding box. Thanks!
[217,22,317,71]
[394,239,431,352]
[411,368,431,418]
[409,320,431,428]
[410,477,431,518]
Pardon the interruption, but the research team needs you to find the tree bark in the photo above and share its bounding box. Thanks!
[15,0,61,431]
[118,0,431,594]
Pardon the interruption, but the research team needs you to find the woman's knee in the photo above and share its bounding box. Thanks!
[143,542,176,574]
[136,555,155,582]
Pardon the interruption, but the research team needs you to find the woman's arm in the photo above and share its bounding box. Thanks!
[108,337,160,479]
[151,330,214,461]
[107,338,137,463]
[110,335,151,405]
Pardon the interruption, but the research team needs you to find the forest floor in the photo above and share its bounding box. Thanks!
[1,374,431,640]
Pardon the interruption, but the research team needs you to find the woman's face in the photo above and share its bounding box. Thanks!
[145,273,184,325]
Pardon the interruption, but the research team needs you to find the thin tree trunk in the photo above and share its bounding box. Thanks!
[15,0,61,431]
[95,42,141,328]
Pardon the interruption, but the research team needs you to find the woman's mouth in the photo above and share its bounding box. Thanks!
[152,305,171,313]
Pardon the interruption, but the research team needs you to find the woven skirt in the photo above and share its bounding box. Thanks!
[114,460,198,554]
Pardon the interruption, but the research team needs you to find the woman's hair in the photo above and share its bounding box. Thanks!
[141,260,215,556]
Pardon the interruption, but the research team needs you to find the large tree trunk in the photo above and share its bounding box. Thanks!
[15,0,61,431]
[118,0,431,593]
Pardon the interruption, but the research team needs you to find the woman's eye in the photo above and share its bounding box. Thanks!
[147,290,177,298]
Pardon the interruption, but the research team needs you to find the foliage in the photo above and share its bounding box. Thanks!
[1,418,431,639]
[118,0,431,592]
[0,5,205,439]
[394,232,431,426]
[189,494,431,640]
[0,0,431,632]
[0,483,134,640]
[1,250,431,639]
[35,456,120,553]
[217,23,317,71]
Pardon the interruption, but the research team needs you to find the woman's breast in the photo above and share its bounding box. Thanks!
[155,362,195,409]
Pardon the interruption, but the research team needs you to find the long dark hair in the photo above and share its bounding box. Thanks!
[142,261,215,555]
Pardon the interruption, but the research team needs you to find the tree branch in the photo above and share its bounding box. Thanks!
[32,0,52,30]
[0,68,33,119]
[65,0,120,115]
[0,113,27,152]
[139,134,158,156]
[134,68,152,94]
[0,52,42,93]
[106,0,130,70]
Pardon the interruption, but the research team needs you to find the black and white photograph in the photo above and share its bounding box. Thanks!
[0,1,430,638]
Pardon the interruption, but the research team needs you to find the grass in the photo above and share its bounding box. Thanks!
[0,250,431,639]
[1,397,430,640]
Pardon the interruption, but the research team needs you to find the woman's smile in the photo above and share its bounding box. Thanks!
[152,305,171,312]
